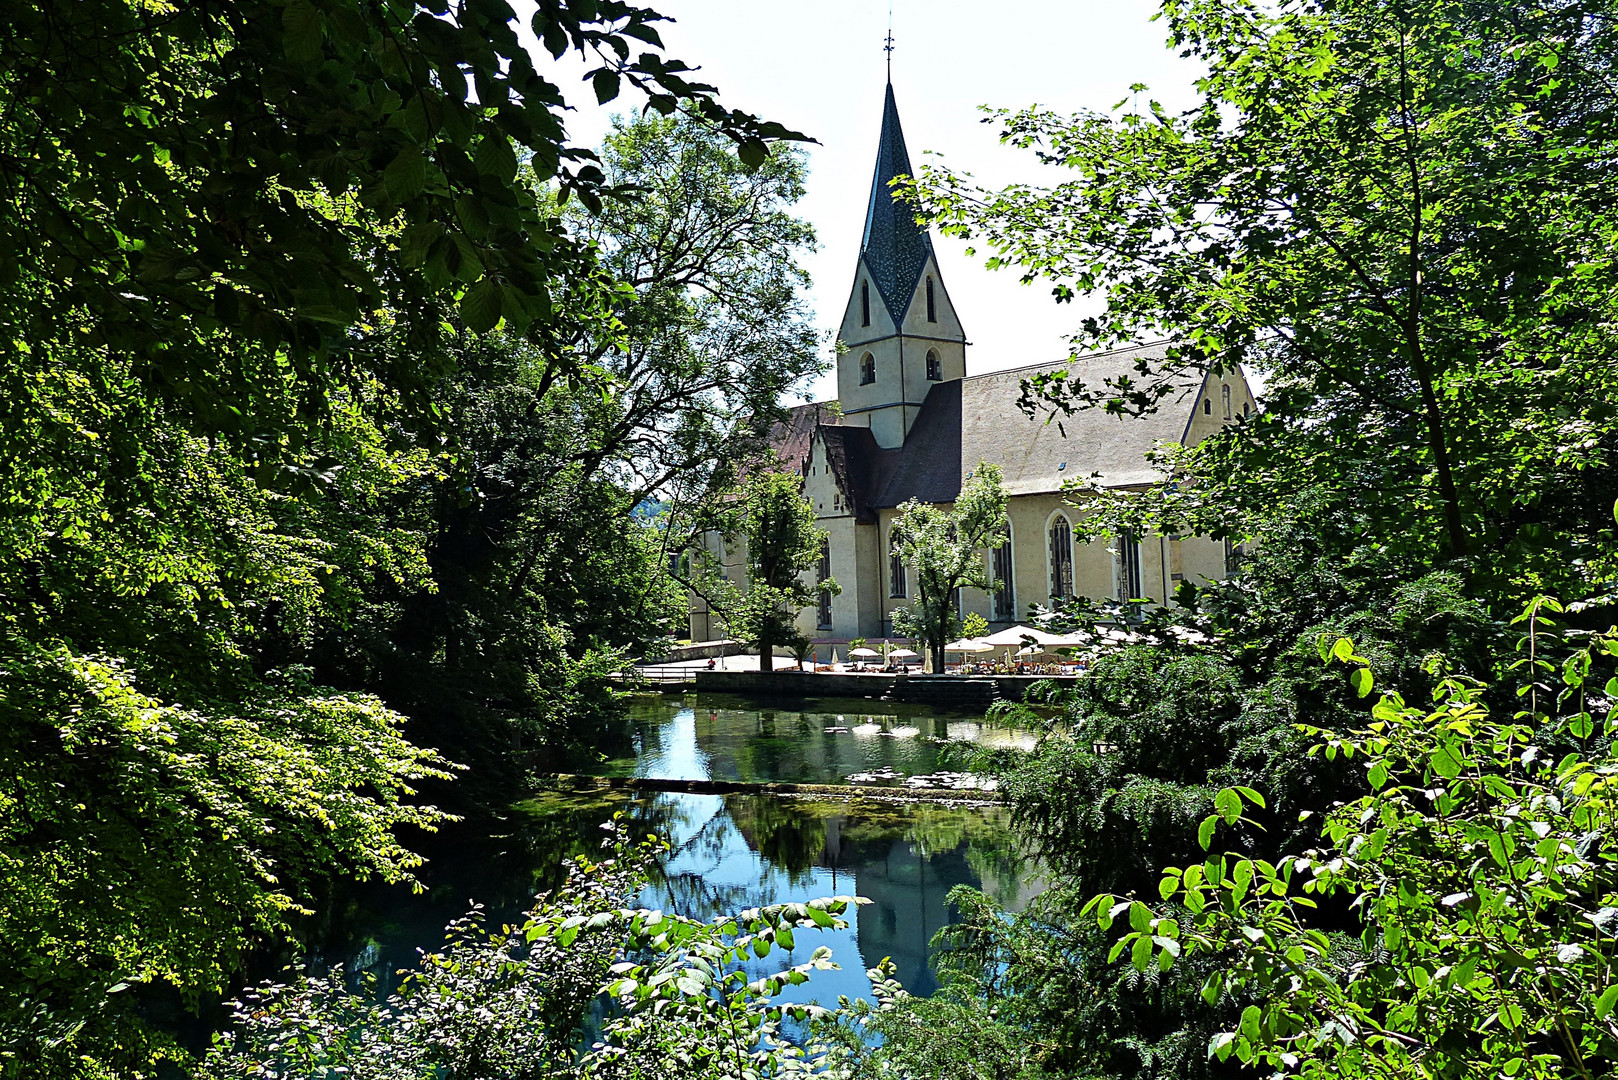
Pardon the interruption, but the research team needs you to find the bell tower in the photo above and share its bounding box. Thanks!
[836,81,966,449]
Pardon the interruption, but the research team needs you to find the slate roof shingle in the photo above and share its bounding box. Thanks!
[860,83,933,325]
[772,341,1208,511]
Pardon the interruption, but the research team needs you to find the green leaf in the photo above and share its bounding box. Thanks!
[1349,667,1373,698]
[593,69,621,104]
[1198,814,1218,851]
[461,278,504,333]
[1596,985,1618,1019]
[474,136,519,183]
[738,137,768,169]
[384,149,427,203]
[1131,933,1153,971]
[1431,744,1464,780]
[282,1,324,62]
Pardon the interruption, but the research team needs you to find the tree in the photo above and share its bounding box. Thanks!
[713,471,837,672]
[890,464,1008,674]
[0,3,812,1073]
[0,646,455,1078]
[907,0,1618,599]
[1097,590,1618,1080]
[563,113,824,509]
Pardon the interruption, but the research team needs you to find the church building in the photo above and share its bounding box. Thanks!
[688,82,1257,646]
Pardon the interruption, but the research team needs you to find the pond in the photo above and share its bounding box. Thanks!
[314,694,1041,1007]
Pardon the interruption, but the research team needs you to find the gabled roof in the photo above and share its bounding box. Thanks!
[861,82,933,324]
[771,342,1208,511]
[959,342,1201,496]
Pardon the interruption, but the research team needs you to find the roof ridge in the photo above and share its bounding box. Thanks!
[960,338,1184,382]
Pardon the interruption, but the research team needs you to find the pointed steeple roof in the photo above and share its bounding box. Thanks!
[861,82,933,323]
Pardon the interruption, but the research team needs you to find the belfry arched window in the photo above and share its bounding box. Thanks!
[1048,514,1074,600]
[926,276,936,322]
[859,352,876,385]
[861,281,871,327]
[926,348,941,381]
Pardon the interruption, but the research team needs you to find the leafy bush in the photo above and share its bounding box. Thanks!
[1094,598,1618,1079]
[0,643,455,1078]
[202,823,863,1080]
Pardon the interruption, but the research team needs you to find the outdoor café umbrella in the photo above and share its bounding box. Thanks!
[944,638,992,653]
[849,647,880,658]
[981,624,1070,647]
[888,648,918,659]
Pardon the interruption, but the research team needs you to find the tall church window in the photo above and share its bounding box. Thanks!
[817,540,832,628]
[1222,384,1232,419]
[859,352,875,385]
[1243,400,1252,417]
[992,527,1015,621]
[926,348,941,381]
[1203,398,1212,415]
[861,281,871,327]
[1118,531,1144,601]
[926,276,936,322]
[1048,515,1073,599]
[889,541,906,598]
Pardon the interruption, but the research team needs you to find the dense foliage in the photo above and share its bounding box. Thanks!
[1099,595,1618,1079]
[0,0,818,1075]
[201,824,862,1080]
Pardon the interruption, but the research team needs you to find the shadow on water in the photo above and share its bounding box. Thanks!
[311,693,1042,1006]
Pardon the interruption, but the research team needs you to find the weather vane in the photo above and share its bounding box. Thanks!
[884,3,894,80]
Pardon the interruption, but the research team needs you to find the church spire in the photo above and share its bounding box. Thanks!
[860,82,933,324]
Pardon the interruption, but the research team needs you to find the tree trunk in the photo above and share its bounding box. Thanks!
[931,634,945,675]
[758,627,771,672]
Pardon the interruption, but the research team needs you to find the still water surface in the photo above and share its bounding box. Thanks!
[324,694,1041,1005]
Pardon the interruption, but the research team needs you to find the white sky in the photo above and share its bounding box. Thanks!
[530,1,1204,403]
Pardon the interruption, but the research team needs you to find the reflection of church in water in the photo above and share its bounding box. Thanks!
[725,791,1043,994]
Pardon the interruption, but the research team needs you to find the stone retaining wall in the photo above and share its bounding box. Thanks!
[692,669,1076,705]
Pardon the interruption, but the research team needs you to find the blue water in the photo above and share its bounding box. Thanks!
[323,694,1041,1007]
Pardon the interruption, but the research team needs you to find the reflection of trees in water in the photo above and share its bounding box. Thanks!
[723,795,828,883]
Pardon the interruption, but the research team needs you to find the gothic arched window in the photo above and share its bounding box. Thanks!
[1117,531,1144,600]
[817,540,832,628]
[1222,384,1232,419]
[859,352,876,385]
[1048,515,1074,599]
[926,348,941,381]
[1203,398,1212,415]
[889,535,906,598]
[926,276,936,322]
[861,281,871,327]
[992,525,1015,621]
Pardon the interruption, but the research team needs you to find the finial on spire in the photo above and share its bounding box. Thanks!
[884,2,894,82]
